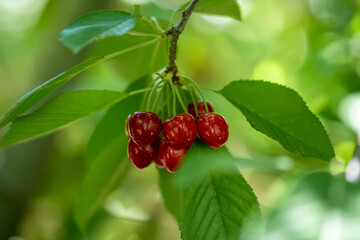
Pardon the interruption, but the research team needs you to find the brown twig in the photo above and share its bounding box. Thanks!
[165,0,200,78]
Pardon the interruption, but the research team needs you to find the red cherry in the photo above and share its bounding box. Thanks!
[158,137,187,172]
[127,139,157,169]
[125,114,131,138]
[128,112,162,145]
[152,138,164,168]
[197,113,229,148]
[163,113,197,148]
[154,156,165,168]
[188,101,214,118]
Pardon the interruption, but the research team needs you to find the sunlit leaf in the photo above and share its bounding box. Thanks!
[184,0,242,21]
[179,143,261,240]
[59,10,135,53]
[220,80,335,161]
[131,5,163,36]
[0,90,127,148]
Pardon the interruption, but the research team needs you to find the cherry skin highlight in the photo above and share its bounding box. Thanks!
[128,112,162,146]
[127,139,157,169]
[158,137,188,172]
[188,101,214,118]
[163,112,197,148]
[197,113,229,148]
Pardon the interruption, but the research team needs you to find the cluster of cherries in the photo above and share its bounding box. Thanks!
[126,101,229,172]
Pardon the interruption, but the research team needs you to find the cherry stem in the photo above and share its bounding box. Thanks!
[166,83,171,118]
[183,77,209,113]
[148,40,161,75]
[187,85,199,117]
[168,78,177,116]
[141,75,160,110]
[124,87,153,101]
[179,86,189,106]
[174,85,188,113]
[146,79,163,111]
[151,83,166,112]
[164,0,200,75]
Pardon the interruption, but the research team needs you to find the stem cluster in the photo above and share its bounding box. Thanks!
[144,74,209,120]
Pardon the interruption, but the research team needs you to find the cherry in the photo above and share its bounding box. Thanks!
[152,138,165,168]
[127,139,157,169]
[158,137,187,172]
[163,112,197,148]
[197,113,229,148]
[128,112,162,146]
[154,156,165,168]
[125,114,131,138]
[188,101,214,118]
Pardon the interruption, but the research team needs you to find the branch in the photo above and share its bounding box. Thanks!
[165,0,200,77]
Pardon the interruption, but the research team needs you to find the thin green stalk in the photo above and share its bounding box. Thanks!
[146,80,164,111]
[105,38,160,60]
[183,77,209,113]
[141,75,160,110]
[148,40,161,74]
[187,85,199,117]
[152,83,166,112]
[174,85,188,113]
[168,79,177,116]
[126,87,153,97]
[179,85,190,106]
[200,87,218,93]
[166,83,171,118]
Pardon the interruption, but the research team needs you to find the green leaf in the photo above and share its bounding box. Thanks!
[76,77,148,231]
[185,0,242,21]
[175,141,294,187]
[179,143,261,240]
[158,169,181,221]
[0,90,127,148]
[131,5,163,36]
[219,80,335,161]
[75,137,130,232]
[59,10,135,53]
[0,38,158,129]
[86,76,147,160]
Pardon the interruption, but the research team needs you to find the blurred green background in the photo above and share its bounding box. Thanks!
[0,0,360,239]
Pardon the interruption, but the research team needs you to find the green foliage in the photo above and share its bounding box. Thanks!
[0,57,102,129]
[244,171,360,239]
[220,80,335,161]
[91,35,166,80]
[0,90,126,148]
[158,142,261,239]
[0,39,158,129]
[75,137,130,232]
[77,77,147,231]
[185,0,242,21]
[158,169,181,221]
[59,10,135,53]
[1,0,352,239]
[86,76,147,160]
[59,9,163,53]
[179,144,260,240]
[131,5,163,36]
